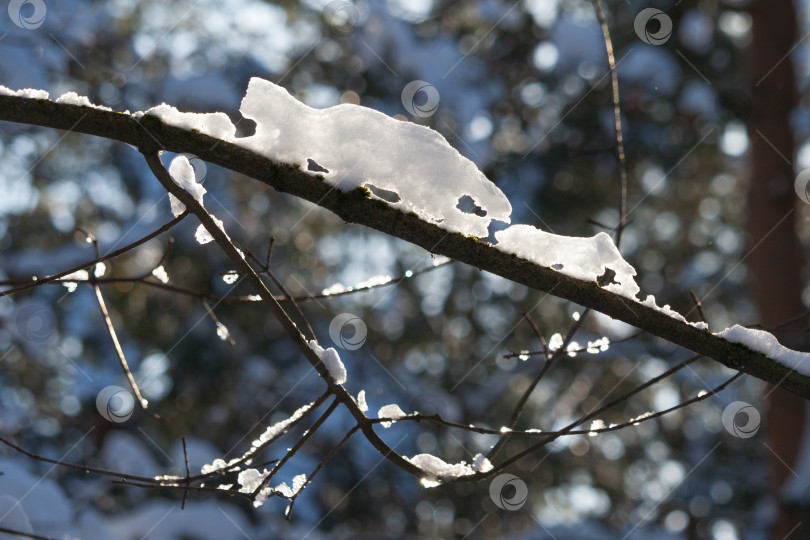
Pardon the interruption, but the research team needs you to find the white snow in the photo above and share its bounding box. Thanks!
[194,216,225,245]
[139,77,514,237]
[22,88,50,99]
[237,78,512,238]
[548,333,564,352]
[406,453,493,487]
[140,103,237,140]
[201,457,240,475]
[0,86,49,99]
[251,401,316,448]
[237,467,268,493]
[236,468,274,507]
[274,474,307,498]
[355,274,393,289]
[321,282,347,296]
[61,269,88,281]
[168,155,205,217]
[308,340,347,384]
[472,454,493,473]
[320,275,391,296]
[55,91,113,111]
[60,269,88,292]
[200,401,317,476]
[586,337,610,354]
[495,225,640,298]
[378,403,407,427]
[151,265,170,283]
[494,224,711,327]
[274,482,293,498]
[236,470,308,507]
[167,155,228,245]
[2,82,757,340]
[216,324,230,342]
[356,390,368,412]
[715,325,810,376]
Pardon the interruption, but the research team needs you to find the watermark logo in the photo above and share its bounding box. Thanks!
[329,313,367,350]
[634,8,672,46]
[179,153,207,184]
[8,0,46,30]
[489,473,528,511]
[795,169,810,204]
[15,303,55,343]
[401,81,440,118]
[96,385,135,423]
[721,401,760,438]
[323,1,360,33]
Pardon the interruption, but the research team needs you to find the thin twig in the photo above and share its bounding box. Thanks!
[252,398,341,498]
[0,256,453,304]
[0,212,188,298]
[0,433,167,484]
[689,290,708,324]
[489,355,708,474]
[504,331,642,359]
[202,300,236,346]
[142,150,426,479]
[488,308,591,459]
[265,269,317,342]
[0,527,58,540]
[287,425,361,519]
[182,436,190,509]
[593,0,630,247]
[93,283,153,416]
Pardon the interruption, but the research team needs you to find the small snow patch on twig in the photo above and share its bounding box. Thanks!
[308,340,347,384]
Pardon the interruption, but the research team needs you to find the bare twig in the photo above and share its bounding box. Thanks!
[689,290,708,324]
[593,0,630,247]
[252,398,341,498]
[488,309,591,459]
[202,300,236,346]
[142,149,427,480]
[93,284,152,414]
[0,212,188,298]
[182,436,191,509]
[0,527,59,540]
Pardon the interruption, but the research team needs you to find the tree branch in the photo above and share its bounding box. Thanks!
[141,149,427,479]
[1,96,808,399]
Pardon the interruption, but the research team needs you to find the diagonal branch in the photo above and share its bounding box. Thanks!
[1,96,809,399]
[141,150,427,479]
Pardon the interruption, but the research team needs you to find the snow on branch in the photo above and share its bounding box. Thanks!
[4,76,810,521]
[1,83,810,400]
[142,77,512,238]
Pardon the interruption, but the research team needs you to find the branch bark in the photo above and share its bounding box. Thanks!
[2,96,809,399]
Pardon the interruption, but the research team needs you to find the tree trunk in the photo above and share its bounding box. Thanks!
[748,0,807,536]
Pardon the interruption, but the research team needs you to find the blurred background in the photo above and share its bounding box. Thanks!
[1,0,809,538]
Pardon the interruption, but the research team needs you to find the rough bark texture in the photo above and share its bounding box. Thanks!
[748,0,808,535]
[2,96,810,400]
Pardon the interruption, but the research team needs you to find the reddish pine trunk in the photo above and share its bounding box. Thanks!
[748,0,807,536]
